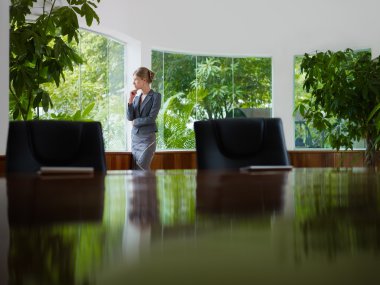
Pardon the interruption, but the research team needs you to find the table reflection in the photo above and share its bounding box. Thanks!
[293,168,380,259]
[1,168,380,285]
[196,171,289,215]
[7,174,105,225]
[6,174,106,285]
[128,172,158,227]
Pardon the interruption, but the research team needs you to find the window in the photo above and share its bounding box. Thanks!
[293,56,329,148]
[40,30,126,151]
[152,50,272,150]
[294,53,367,149]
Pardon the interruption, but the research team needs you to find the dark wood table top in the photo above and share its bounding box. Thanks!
[0,168,379,285]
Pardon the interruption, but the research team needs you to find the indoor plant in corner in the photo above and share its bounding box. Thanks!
[9,0,100,120]
[295,49,380,167]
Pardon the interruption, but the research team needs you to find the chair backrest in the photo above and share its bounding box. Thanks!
[194,118,290,170]
[6,120,107,173]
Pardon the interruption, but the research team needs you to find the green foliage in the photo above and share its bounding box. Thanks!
[294,56,331,148]
[295,49,380,166]
[40,30,126,150]
[49,102,95,121]
[9,0,100,120]
[152,51,272,149]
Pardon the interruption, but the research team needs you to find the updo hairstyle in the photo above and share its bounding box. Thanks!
[133,67,155,83]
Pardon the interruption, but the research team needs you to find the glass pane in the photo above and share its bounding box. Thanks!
[105,39,126,150]
[152,51,273,150]
[195,56,233,120]
[152,51,197,149]
[294,55,366,149]
[79,31,109,144]
[41,36,81,117]
[294,55,330,148]
[33,30,126,151]
[151,50,165,149]
[233,57,272,118]
[43,65,81,115]
[151,50,164,95]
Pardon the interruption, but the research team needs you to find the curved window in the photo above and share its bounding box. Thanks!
[37,30,126,151]
[152,50,272,150]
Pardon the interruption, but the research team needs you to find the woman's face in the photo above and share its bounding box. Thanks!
[133,75,145,90]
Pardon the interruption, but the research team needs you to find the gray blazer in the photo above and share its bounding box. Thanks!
[127,89,162,135]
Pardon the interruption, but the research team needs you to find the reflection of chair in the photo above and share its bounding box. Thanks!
[6,120,106,172]
[196,171,288,215]
[7,174,105,225]
[194,118,290,170]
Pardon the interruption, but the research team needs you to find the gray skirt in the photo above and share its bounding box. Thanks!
[131,132,156,170]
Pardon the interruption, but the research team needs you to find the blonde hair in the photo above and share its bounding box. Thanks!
[133,67,155,83]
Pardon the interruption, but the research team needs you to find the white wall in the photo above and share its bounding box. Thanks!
[0,1,9,155]
[95,0,380,149]
[2,0,380,152]
[0,2,9,282]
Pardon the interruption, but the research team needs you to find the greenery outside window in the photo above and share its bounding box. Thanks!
[152,50,272,150]
[10,29,126,151]
[294,54,367,149]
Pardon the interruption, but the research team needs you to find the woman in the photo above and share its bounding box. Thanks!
[127,67,162,170]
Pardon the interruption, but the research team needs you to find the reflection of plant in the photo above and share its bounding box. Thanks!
[9,0,100,120]
[156,172,196,226]
[294,169,380,258]
[9,175,126,285]
[295,49,380,166]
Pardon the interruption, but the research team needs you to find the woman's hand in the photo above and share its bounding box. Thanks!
[129,89,138,104]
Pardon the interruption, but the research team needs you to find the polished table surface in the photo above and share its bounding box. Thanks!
[0,168,380,285]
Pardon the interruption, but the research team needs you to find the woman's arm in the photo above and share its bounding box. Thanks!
[126,90,138,121]
[127,102,136,121]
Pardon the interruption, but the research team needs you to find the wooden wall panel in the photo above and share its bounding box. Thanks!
[151,151,197,170]
[289,151,355,167]
[105,152,132,170]
[105,151,197,170]
[288,150,377,168]
[1,150,378,175]
[0,155,5,175]
[107,150,378,169]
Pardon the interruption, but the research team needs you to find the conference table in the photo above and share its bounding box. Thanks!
[0,168,379,285]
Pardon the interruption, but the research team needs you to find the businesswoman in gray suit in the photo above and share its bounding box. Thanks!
[127,67,162,170]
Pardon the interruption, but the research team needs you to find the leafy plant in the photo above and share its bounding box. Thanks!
[295,49,380,167]
[9,0,100,120]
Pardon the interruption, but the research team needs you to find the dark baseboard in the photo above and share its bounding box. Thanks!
[0,155,5,175]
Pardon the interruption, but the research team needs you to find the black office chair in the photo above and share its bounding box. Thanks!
[6,120,107,172]
[194,118,290,170]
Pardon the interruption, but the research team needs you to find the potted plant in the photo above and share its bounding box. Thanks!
[9,0,100,120]
[295,48,380,167]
